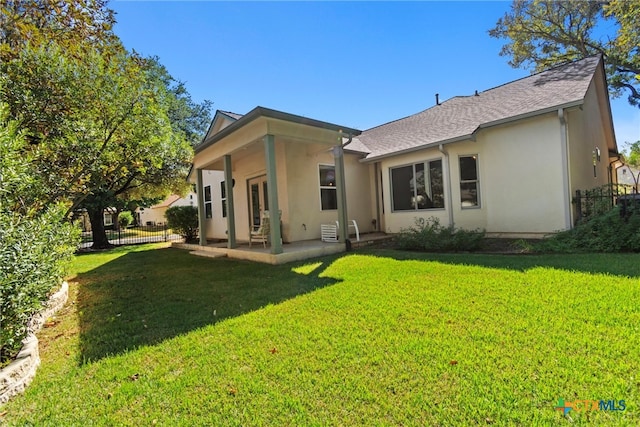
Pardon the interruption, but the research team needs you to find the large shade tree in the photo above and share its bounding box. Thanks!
[1,1,211,248]
[0,0,117,65]
[489,0,640,107]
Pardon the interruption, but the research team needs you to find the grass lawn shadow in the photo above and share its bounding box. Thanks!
[75,247,342,364]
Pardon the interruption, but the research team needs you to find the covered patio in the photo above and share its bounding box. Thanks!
[190,107,374,262]
[173,232,391,265]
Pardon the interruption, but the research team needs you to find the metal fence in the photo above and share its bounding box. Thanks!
[573,184,634,224]
[79,224,183,249]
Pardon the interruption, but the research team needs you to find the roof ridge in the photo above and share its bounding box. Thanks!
[362,94,475,133]
[478,55,600,95]
[218,110,244,118]
[362,55,599,134]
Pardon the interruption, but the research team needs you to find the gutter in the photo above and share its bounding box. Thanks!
[480,100,584,130]
[608,154,622,187]
[361,99,585,164]
[438,144,455,227]
[361,133,475,163]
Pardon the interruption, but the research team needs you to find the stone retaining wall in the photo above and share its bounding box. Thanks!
[0,281,68,404]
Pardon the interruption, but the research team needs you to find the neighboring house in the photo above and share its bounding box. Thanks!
[137,193,202,226]
[189,56,619,253]
[73,208,121,232]
[617,165,639,191]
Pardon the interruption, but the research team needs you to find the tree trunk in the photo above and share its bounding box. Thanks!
[88,205,113,249]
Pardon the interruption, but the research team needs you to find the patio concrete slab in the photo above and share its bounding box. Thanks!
[174,233,391,265]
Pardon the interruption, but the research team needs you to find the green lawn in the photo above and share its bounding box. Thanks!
[2,244,639,425]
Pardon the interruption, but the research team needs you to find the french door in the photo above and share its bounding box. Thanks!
[248,175,269,230]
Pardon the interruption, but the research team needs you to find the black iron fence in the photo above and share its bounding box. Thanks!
[573,184,634,224]
[79,224,183,248]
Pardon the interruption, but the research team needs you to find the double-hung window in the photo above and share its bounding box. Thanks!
[459,155,480,208]
[204,185,212,218]
[220,181,227,218]
[319,165,337,210]
[390,159,444,211]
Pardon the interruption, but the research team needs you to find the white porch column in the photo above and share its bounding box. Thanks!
[333,144,349,244]
[224,155,237,248]
[196,168,207,246]
[264,134,283,254]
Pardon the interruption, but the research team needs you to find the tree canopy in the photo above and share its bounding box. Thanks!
[0,0,118,61]
[489,0,640,107]
[622,140,640,168]
[0,0,212,248]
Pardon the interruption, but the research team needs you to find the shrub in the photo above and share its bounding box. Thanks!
[535,204,640,253]
[1,116,79,364]
[165,206,198,242]
[395,217,485,252]
[118,211,133,228]
[573,184,634,224]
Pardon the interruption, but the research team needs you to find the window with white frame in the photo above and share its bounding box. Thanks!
[220,181,227,218]
[319,164,337,210]
[459,155,480,208]
[204,185,212,219]
[104,212,115,226]
[390,159,444,211]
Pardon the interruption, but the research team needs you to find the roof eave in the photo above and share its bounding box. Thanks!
[360,134,476,163]
[195,106,362,154]
[478,100,584,130]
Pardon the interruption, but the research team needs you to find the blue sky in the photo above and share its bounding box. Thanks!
[111,1,639,148]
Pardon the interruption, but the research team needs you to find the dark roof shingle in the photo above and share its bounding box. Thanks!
[359,56,601,160]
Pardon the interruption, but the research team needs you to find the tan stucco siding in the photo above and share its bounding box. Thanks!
[443,140,488,231]
[344,152,375,236]
[193,120,269,170]
[567,80,614,195]
[198,138,372,243]
[379,113,568,235]
[232,145,279,242]
[138,207,167,225]
[477,115,567,234]
[284,142,373,241]
[138,194,196,226]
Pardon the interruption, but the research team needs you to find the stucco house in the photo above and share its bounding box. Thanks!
[617,165,639,191]
[137,193,199,226]
[189,56,619,255]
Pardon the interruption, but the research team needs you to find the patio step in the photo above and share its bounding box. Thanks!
[189,250,227,259]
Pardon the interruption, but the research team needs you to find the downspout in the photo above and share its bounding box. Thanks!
[374,162,381,231]
[608,154,621,186]
[341,132,353,148]
[438,144,454,227]
[558,108,572,229]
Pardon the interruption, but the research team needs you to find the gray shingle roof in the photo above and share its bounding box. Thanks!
[359,56,601,160]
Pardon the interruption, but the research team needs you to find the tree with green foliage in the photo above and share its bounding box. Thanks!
[622,140,640,168]
[1,4,211,249]
[2,45,195,248]
[489,0,640,107]
[0,0,117,61]
[146,57,214,147]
